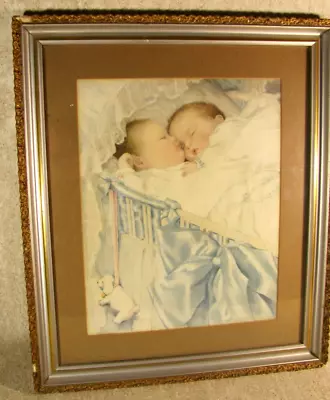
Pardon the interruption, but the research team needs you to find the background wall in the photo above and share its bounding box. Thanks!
[1,1,330,399]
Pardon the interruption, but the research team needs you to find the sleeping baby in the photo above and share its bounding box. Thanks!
[114,118,198,201]
[167,97,280,255]
[120,119,185,171]
[167,101,226,163]
[168,97,280,170]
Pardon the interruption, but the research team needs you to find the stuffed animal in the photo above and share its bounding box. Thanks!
[97,275,139,324]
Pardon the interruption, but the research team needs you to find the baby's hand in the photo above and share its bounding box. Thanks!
[182,162,198,176]
[118,153,134,170]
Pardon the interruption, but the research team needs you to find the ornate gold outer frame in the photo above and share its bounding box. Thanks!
[12,11,330,393]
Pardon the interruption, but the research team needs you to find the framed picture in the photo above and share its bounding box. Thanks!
[12,11,330,393]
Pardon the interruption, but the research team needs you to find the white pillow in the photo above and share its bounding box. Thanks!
[124,79,241,132]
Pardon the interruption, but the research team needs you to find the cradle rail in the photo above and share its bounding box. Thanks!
[108,177,270,268]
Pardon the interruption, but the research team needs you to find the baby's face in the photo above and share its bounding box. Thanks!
[169,109,221,161]
[139,121,185,169]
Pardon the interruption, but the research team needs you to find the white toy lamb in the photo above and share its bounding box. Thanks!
[97,275,139,324]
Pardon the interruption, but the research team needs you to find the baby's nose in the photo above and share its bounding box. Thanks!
[185,140,198,151]
[185,147,200,161]
[187,147,199,155]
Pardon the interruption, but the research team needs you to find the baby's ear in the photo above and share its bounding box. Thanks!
[215,114,225,123]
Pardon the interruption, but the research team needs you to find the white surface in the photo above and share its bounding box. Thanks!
[1,1,330,399]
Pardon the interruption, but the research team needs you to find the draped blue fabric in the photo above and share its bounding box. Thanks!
[149,206,277,328]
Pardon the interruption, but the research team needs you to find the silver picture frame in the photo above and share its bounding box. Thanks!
[12,12,330,393]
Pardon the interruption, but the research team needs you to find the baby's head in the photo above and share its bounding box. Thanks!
[124,119,185,170]
[168,102,225,161]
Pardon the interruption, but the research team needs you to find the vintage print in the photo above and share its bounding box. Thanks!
[77,78,281,335]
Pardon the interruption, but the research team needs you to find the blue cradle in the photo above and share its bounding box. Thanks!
[95,176,278,332]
